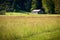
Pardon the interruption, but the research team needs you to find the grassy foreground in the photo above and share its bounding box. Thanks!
[0,15,60,40]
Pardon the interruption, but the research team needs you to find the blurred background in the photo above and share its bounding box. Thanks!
[0,0,60,15]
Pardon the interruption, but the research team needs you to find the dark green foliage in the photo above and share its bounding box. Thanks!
[0,0,6,15]
[42,0,55,14]
[0,0,60,14]
[31,0,37,11]
[5,0,14,12]
[14,0,32,12]
[53,0,60,14]
[25,0,32,12]
[36,0,42,9]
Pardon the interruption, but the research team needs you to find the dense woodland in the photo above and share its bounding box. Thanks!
[0,0,60,14]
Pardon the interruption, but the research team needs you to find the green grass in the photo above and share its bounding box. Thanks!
[0,14,60,40]
[5,12,60,16]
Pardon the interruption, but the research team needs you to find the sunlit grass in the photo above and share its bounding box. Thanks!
[5,12,60,16]
[0,14,60,40]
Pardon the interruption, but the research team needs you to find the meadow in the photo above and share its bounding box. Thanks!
[0,13,60,40]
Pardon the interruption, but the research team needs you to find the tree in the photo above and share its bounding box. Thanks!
[53,0,60,14]
[36,0,42,9]
[5,0,14,12]
[25,0,32,12]
[0,0,6,15]
[42,0,55,14]
[31,0,37,11]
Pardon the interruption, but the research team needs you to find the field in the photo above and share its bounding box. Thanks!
[0,14,60,40]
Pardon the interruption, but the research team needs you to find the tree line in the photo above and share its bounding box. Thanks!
[0,0,60,14]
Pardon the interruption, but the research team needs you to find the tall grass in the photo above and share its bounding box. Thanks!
[0,15,60,40]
